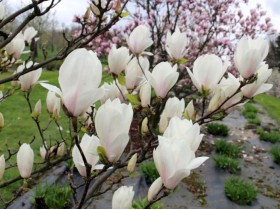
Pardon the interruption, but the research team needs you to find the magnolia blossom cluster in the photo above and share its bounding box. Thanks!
[0,21,273,208]
[1,26,38,69]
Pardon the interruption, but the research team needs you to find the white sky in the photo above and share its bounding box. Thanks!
[6,0,280,32]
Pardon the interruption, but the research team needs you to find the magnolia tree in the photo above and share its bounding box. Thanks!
[0,0,274,209]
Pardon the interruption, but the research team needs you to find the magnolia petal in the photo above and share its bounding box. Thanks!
[40,83,62,97]
[187,156,209,170]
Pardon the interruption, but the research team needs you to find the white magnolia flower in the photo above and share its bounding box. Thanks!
[165,28,188,60]
[41,48,103,117]
[23,27,38,44]
[5,33,25,59]
[125,56,150,89]
[95,98,133,162]
[127,25,153,55]
[72,134,100,176]
[234,36,269,79]
[147,62,179,98]
[163,117,203,152]
[108,44,131,74]
[153,137,208,189]
[17,61,42,91]
[208,73,242,111]
[187,54,227,93]
[241,63,272,98]
[100,81,128,104]
[112,186,134,209]
[159,97,185,133]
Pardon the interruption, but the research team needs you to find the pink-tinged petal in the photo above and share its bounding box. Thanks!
[165,169,190,189]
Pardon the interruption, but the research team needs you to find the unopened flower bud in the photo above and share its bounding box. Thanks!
[40,145,47,160]
[32,99,41,118]
[184,100,196,121]
[17,144,34,178]
[0,154,5,180]
[127,153,137,173]
[0,112,4,128]
[57,142,65,157]
[141,117,149,134]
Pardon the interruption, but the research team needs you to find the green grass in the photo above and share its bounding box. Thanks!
[33,184,71,208]
[207,123,229,136]
[270,145,280,164]
[214,139,241,158]
[0,71,70,204]
[224,176,257,205]
[248,117,261,125]
[242,103,258,113]
[213,155,241,174]
[254,94,280,126]
[242,103,261,125]
[139,161,160,184]
[259,131,280,143]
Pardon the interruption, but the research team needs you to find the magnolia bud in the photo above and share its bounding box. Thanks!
[17,144,34,178]
[141,117,149,134]
[0,154,5,180]
[57,142,65,157]
[90,4,100,15]
[0,112,4,128]
[0,3,5,21]
[148,177,163,201]
[139,82,151,107]
[127,153,137,173]
[84,7,91,21]
[40,145,47,160]
[184,100,196,121]
[33,100,41,118]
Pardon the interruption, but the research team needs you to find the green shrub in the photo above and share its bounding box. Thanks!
[259,131,280,143]
[213,155,241,174]
[140,161,160,184]
[256,127,264,134]
[33,184,71,208]
[207,123,229,136]
[224,176,257,205]
[270,145,280,164]
[132,198,163,209]
[215,139,241,158]
[248,117,261,125]
[243,103,258,113]
[242,111,257,119]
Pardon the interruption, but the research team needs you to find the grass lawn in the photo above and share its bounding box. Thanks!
[0,70,70,204]
[254,94,280,126]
